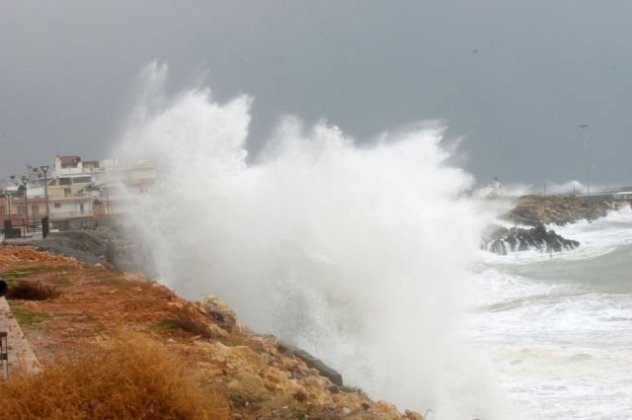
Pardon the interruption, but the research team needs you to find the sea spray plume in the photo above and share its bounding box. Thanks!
[120,61,169,132]
[112,63,505,419]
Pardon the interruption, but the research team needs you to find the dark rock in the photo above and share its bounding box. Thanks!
[482,223,580,255]
[327,385,340,393]
[277,341,343,386]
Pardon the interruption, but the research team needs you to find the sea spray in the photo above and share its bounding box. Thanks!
[112,62,505,418]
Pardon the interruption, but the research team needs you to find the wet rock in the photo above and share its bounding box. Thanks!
[482,223,580,255]
[277,341,343,386]
[327,385,340,393]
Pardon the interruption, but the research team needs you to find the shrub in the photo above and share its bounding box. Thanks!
[0,333,231,419]
[7,280,60,301]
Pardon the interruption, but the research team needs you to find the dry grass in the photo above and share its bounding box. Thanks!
[0,333,231,420]
[7,280,60,301]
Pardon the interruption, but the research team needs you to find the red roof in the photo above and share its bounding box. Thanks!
[58,155,81,165]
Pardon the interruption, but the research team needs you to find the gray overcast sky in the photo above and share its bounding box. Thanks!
[1,1,632,186]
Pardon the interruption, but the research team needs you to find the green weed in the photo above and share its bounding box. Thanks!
[1,266,72,286]
[11,306,51,326]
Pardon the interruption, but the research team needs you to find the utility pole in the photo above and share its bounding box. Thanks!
[36,165,50,217]
[6,190,12,219]
[579,124,590,195]
[14,176,29,233]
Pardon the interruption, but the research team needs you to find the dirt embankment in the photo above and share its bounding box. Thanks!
[0,246,423,420]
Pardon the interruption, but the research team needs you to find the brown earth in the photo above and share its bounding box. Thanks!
[0,245,423,420]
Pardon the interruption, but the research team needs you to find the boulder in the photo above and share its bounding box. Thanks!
[482,223,580,255]
[195,295,238,332]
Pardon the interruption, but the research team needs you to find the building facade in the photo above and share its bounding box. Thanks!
[1,155,156,232]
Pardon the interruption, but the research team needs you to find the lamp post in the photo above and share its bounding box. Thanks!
[11,175,29,233]
[8,176,16,221]
[579,124,590,195]
[5,189,12,220]
[35,165,50,217]
[21,176,29,233]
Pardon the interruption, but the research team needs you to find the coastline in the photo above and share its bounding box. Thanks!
[0,244,423,419]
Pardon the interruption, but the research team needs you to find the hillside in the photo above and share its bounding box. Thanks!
[0,245,422,420]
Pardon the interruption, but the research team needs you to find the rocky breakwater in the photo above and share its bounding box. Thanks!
[479,194,618,255]
[482,223,580,255]
[508,195,610,226]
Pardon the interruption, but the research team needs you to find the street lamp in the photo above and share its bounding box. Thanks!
[34,165,50,217]
[4,179,13,220]
[579,124,590,195]
[10,175,29,233]
[20,176,29,233]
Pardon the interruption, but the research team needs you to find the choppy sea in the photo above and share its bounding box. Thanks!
[468,206,632,419]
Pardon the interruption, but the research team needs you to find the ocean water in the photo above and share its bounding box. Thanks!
[469,206,632,419]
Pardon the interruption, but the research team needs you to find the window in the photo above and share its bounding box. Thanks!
[31,205,39,216]
[54,203,61,209]
[64,188,71,197]
[80,203,85,214]
[17,206,25,216]
[0,206,4,215]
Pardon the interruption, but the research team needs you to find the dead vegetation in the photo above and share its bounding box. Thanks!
[7,280,60,301]
[0,333,232,420]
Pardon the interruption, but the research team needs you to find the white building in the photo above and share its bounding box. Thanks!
[3,155,157,224]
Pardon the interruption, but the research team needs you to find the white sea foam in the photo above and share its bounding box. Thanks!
[471,205,632,419]
[112,62,505,418]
